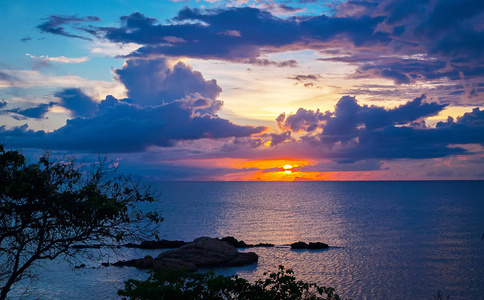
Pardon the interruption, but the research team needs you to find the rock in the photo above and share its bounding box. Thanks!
[290,241,329,250]
[124,239,187,249]
[114,237,258,272]
[254,243,275,248]
[220,236,250,248]
[290,242,309,249]
[307,242,329,249]
[224,252,259,267]
[219,236,275,248]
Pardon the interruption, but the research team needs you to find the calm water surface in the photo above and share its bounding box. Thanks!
[9,181,484,299]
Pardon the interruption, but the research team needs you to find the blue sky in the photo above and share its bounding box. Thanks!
[1,0,483,180]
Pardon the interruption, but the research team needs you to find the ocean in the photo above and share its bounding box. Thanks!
[7,181,484,299]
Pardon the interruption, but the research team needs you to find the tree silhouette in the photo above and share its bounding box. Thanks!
[0,145,162,299]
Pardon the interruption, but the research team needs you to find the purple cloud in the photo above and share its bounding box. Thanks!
[115,58,222,107]
[275,95,484,161]
[0,58,265,153]
[55,88,98,117]
[270,131,291,146]
[3,102,56,120]
[0,96,265,153]
[89,7,388,63]
[37,15,100,40]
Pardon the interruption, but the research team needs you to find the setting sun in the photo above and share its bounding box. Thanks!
[283,164,292,174]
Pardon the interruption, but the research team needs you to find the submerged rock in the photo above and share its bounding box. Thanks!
[113,237,258,272]
[290,241,329,250]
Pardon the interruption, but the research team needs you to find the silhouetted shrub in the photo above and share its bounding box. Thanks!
[118,265,346,300]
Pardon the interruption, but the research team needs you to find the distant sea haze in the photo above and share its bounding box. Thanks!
[9,181,484,300]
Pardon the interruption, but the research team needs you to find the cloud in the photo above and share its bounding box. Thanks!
[0,58,265,153]
[26,53,89,64]
[0,88,98,120]
[37,15,100,40]
[297,159,385,172]
[270,131,291,146]
[0,69,126,101]
[54,88,98,117]
[0,96,265,153]
[345,56,484,84]
[35,3,483,99]
[277,108,331,132]
[274,95,484,161]
[2,102,56,120]
[88,7,389,63]
[114,58,222,106]
[288,74,321,82]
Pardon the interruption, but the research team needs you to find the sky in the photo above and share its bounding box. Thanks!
[0,0,483,181]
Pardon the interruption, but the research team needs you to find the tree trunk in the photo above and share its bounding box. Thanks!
[0,277,15,300]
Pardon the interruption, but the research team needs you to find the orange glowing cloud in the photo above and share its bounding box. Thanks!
[161,157,386,181]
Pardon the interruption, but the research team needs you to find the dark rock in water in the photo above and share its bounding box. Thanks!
[307,242,329,249]
[290,242,309,249]
[219,236,250,248]
[254,243,275,248]
[219,236,274,248]
[113,237,258,272]
[290,241,329,250]
[139,240,187,249]
[124,239,187,249]
[224,252,259,267]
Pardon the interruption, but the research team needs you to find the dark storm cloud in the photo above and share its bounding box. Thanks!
[37,15,100,40]
[275,95,484,161]
[115,58,222,106]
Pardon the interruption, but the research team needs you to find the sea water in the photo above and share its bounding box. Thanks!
[7,181,484,299]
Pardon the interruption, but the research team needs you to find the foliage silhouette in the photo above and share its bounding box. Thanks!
[118,265,346,300]
[0,145,162,299]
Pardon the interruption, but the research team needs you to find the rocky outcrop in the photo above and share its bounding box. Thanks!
[219,236,274,248]
[113,255,198,272]
[123,237,273,250]
[124,240,187,249]
[113,237,258,272]
[290,241,329,250]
